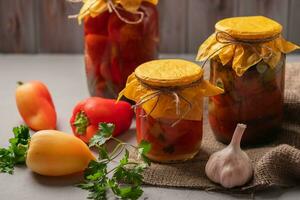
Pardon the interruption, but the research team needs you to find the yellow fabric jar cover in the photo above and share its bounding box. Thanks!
[196,16,299,76]
[118,59,223,121]
[76,0,158,22]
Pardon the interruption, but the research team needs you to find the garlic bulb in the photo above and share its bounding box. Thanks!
[205,124,253,188]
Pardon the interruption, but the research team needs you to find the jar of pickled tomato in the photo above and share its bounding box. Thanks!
[196,16,299,145]
[118,59,223,162]
[79,0,159,98]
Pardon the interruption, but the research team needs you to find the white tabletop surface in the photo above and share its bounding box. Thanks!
[0,54,299,200]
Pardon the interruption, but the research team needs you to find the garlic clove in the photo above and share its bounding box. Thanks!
[205,124,253,188]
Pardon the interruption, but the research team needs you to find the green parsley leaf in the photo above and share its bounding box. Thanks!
[89,123,115,148]
[98,146,110,160]
[80,123,151,200]
[138,140,151,165]
[121,186,143,200]
[114,185,143,200]
[0,125,30,174]
[77,160,108,200]
[120,149,129,166]
[98,123,115,137]
[84,160,107,181]
[0,148,14,174]
[113,163,144,188]
[12,125,30,145]
[111,164,145,199]
[138,140,151,155]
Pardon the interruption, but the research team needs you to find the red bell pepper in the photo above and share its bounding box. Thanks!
[15,81,57,131]
[70,97,134,143]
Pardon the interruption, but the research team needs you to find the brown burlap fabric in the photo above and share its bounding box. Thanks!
[130,63,300,192]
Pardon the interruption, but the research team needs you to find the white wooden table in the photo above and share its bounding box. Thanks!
[0,54,299,200]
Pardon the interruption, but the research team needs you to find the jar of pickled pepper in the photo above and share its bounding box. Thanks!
[76,0,159,98]
[118,59,223,162]
[196,16,299,145]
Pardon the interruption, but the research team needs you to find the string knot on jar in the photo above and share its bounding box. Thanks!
[133,77,204,127]
[196,16,299,76]
[68,0,149,24]
[201,31,280,68]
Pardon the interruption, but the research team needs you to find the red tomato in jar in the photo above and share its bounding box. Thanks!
[110,57,122,85]
[234,70,264,97]
[85,34,109,66]
[84,53,95,77]
[209,114,236,142]
[209,102,240,122]
[111,22,142,61]
[119,22,157,60]
[240,89,283,120]
[136,111,164,153]
[119,61,144,86]
[157,120,191,145]
[94,80,106,97]
[140,131,165,154]
[85,54,103,79]
[100,62,111,81]
[84,11,110,36]
[108,11,127,41]
[108,6,157,62]
[175,121,202,150]
[140,2,159,38]
[210,94,231,107]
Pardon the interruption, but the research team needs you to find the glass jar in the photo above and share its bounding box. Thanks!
[196,16,299,145]
[84,2,159,98]
[118,59,223,162]
[209,55,285,144]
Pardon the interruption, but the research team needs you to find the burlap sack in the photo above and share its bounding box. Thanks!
[130,63,300,192]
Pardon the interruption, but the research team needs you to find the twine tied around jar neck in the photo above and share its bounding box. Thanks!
[133,76,203,127]
[200,31,280,68]
[68,0,144,24]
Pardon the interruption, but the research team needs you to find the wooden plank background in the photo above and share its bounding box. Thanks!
[0,0,299,53]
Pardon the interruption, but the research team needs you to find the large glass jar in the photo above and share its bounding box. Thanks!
[196,16,299,145]
[209,56,285,144]
[84,2,159,98]
[118,59,223,162]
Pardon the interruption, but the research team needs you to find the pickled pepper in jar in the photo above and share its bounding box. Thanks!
[196,16,299,145]
[118,59,223,162]
[75,0,159,98]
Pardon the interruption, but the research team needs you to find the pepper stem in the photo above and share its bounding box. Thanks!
[73,111,89,135]
[17,81,24,86]
[230,123,247,149]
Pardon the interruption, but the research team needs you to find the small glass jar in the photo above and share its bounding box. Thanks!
[118,59,223,162]
[196,16,299,145]
[84,1,159,98]
[209,56,285,144]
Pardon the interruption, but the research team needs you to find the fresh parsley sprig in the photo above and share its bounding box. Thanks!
[78,123,151,200]
[0,125,30,174]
